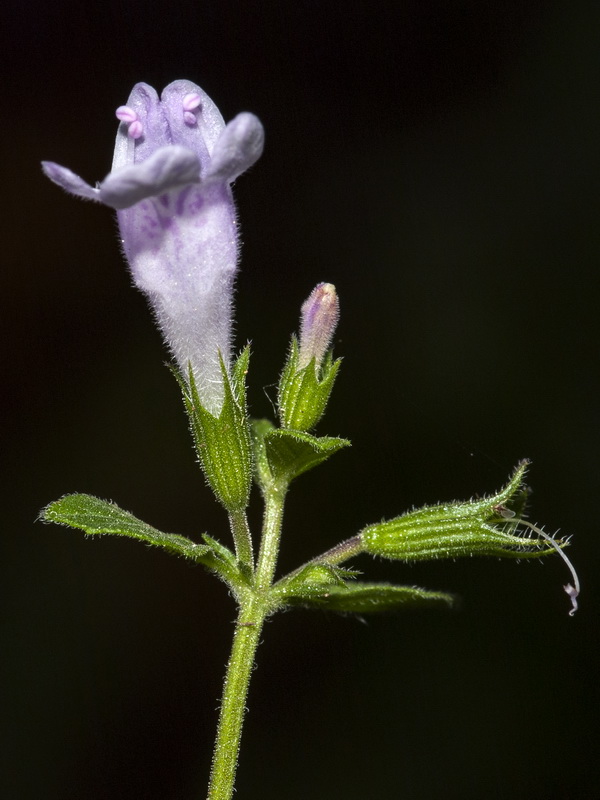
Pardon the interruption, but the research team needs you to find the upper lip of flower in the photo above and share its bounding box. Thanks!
[42,80,264,210]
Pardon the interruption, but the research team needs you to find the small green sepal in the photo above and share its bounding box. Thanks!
[176,348,252,513]
[361,461,556,562]
[274,563,454,612]
[278,337,341,432]
[251,418,350,489]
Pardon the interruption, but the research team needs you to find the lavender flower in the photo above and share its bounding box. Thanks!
[43,80,264,414]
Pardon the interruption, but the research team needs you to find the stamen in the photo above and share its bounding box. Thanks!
[183,92,202,126]
[128,120,143,139]
[518,520,580,616]
[115,105,137,123]
[183,92,202,111]
[115,106,143,139]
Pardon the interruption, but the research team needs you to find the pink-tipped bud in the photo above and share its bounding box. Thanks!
[298,283,340,369]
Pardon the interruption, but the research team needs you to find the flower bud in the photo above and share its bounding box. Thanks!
[298,283,340,370]
[278,283,341,432]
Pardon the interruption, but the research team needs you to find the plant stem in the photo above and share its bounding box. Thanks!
[255,485,287,589]
[206,599,265,800]
[312,534,363,566]
[206,487,287,800]
[228,508,253,568]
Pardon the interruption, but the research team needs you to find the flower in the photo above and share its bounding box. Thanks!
[42,80,264,414]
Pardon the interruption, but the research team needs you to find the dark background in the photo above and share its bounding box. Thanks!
[2,1,599,798]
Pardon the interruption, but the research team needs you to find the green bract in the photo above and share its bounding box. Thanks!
[252,418,350,491]
[273,563,455,612]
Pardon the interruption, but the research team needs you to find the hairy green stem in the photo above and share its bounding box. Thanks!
[228,509,253,568]
[206,600,265,800]
[206,486,287,800]
[255,486,287,589]
[312,534,363,566]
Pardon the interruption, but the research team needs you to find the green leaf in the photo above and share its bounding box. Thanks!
[41,494,213,562]
[360,461,557,562]
[252,419,350,488]
[278,337,341,432]
[40,494,245,591]
[276,564,454,612]
[176,348,252,513]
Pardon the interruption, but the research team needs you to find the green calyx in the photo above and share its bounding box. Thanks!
[277,337,341,432]
[360,461,558,562]
[175,348,252,514]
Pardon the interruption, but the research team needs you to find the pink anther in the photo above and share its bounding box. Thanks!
[128,120,143,139]
[115,106,143,139]
[183,93,201,126]
[115,105,138,123]
[182,92,202,111]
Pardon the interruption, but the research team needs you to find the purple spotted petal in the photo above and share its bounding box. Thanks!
[41,161,100,202]
[99,145,201,210]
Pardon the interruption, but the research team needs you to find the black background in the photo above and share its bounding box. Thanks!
[2,1,599,798]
